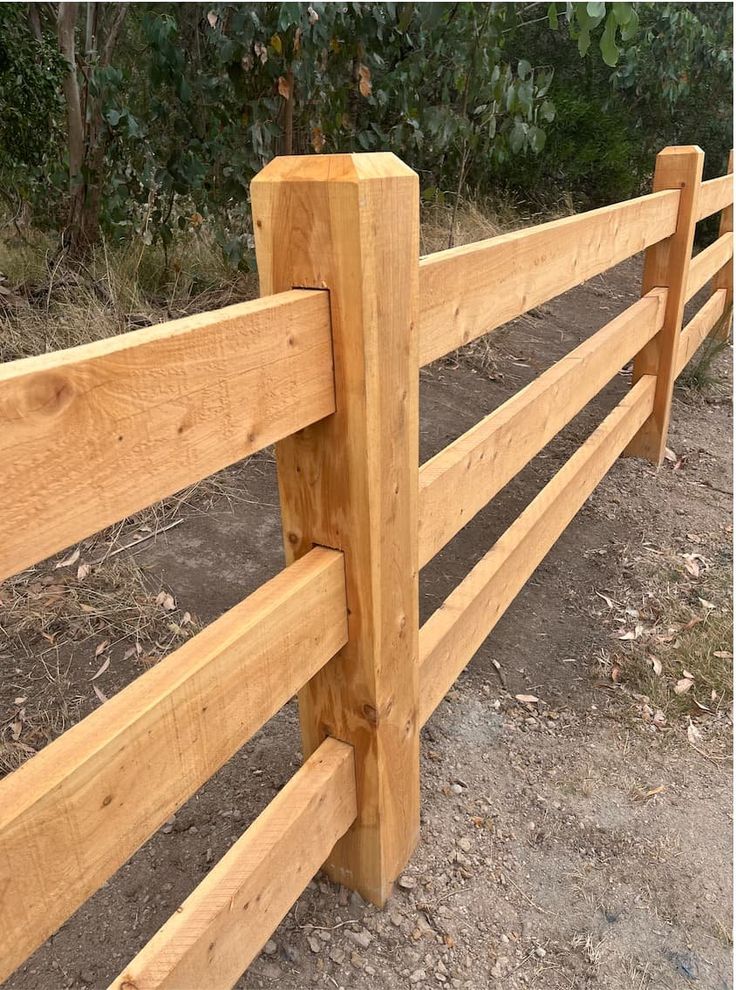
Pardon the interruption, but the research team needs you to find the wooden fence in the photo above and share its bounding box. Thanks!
[0,145,731,988]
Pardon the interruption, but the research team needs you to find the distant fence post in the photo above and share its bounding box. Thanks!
[626,145,704,464]
[713,149,733,340]
[250,154,420,906]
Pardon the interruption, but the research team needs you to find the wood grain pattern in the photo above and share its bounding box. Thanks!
[418,189,680,366]
[418,376,656,727]
[696,172,733,222]
[0,548,347,983]
[0,289,334,580]
[676,289,728,377]
[418,289,666,567]
[712,151,733,341]
[685,232,733,302]
[627,146,704,464]
[110,738,357,990]
[251,154,420,907]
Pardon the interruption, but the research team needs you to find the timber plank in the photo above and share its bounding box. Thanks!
[418,189,680,366]
[696,173,733,222]
[676,289,728,377]
[0,289,334,580]
[418,376,656,726]
[0,548,347,983]
[418,289,666,566]
[685,232,734,302]
[110,738,357,990]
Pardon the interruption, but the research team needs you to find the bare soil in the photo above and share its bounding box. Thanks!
[2,257,732,990]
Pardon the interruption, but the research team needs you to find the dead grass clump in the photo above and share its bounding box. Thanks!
[0,230,258,363]
[677,328,731,395]
[602,542,732,737]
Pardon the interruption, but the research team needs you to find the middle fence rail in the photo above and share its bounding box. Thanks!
[0,144,732,990]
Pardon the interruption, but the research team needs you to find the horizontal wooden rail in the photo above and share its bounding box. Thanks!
[685,232,734,302]
[0,548,348,983]
[418,375,656,726]
[111,738,357,990]
[696,173,734,222]
[418,189,680,366]
[0,289,334,581]
[418,289,666,566]
[676,288,728,377]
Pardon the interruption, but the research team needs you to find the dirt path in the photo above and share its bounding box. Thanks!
[3,259,732,990]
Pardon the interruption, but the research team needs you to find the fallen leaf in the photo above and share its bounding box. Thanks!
[55,548,80,569]
[156,591,176,611]
[645,784,666,799]
[682,668,695,680]
[95,639,109,657]
[595,591,615,609]
[648,655,663,676]
[691,698,713,716]
[93,684,108,704]
[611,664,623,683]
[77,562,91,581]
[713,650,732,659]
[90,657,110,680]
[664,447,677,463]
[653,709,667,728]
[681,615,703,632]
[698,598,716,611]
[674,677,694,695]
[515,694,539,705]
[13,696,27,705]
[681,552,706,578]
[687,722,702,745]
[277,74,292,100]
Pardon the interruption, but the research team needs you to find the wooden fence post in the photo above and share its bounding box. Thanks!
[713,149,733,340]
[626,145,704,464]
[250,154,420,906]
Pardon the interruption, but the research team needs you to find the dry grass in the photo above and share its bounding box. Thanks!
[0,229,258,363]
[600,541,733,739]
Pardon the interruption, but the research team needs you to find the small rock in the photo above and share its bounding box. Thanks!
[410,969,427,983]
[307,935,321,954]
[348,929,372,949]
[534,946,546,959]
[80,971,95,985]
[263,940,277,956]
[283,944,301,965]
[329,947,346,964]
[317,929,331,942]
[450,783,464,795]
[398,874,417,890]
[457,837,472,853]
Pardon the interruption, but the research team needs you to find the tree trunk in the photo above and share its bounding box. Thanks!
[57,2,86,251]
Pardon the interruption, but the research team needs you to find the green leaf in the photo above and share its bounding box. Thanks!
[612,2,633,25]
[586,2,606,19]
[577,23,591,56]
[105,108,121,127]
[540,99,555,122]
[548,3,559,29]
[518,58,532,80]
[600,10,620,66]
[509,120,526,154]
[528,125,546,153]
[620,6,638,40]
